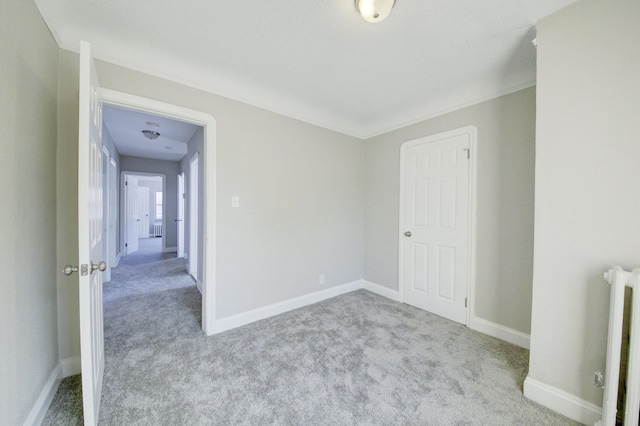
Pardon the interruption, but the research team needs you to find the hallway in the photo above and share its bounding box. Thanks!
[105,238,194,303]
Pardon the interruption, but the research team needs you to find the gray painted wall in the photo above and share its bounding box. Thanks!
[364,87,536,335]
[529,0,640,406]
[0,0,60,423]
[120,156,179,248]
[55,49,365,361]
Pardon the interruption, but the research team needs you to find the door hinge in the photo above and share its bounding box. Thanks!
[125,181,128,186]
[464,148,470,159]
[125,243,128,247]
[465,297,468,308]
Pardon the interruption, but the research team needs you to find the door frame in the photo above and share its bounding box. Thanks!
[398,126,478,326]
[121,172,165,251]
[102,88,217,335]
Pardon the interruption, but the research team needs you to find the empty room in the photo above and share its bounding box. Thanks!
[2,0,639,425]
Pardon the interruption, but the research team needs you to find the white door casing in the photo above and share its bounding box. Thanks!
[78,40,105,426]
[399,126,477,325]
[125,175,139,254]
[137,186,150,238]
[177,173,185,258]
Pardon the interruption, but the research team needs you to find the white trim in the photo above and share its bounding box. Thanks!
[60,356,81,378]
[114,252,121,267]
[49,35,535,139]
[398,126,478,327]
[469,316,530,349]
[214,280,363,334]
[524,377,602,425]
[23,365,61,426]
[362,81,535,139]
[23,356,82,426]
[362,280,400,301]
[100,88,217,336]
[163,246,177,253]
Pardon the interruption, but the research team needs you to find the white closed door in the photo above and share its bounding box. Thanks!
[78,40,105,426]
[400,127,474,325]
[138,186,150,238]
[126,176,139,254]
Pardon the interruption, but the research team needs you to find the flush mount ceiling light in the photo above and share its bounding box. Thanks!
[356,0,396,23]
[142,130,161,140]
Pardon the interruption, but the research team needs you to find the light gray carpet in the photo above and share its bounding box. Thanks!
[43,247,579,425]
[118,237,175,267]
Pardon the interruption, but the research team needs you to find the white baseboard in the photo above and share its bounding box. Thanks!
[214,280,363,334]
[163,246,177,253]
[114,253,121,267]
[524,376,602,425]
[24,357,82,425]
[362,280,400,301]
[23,365,61,426]
[60,356,81,378]
[470,316,531,349]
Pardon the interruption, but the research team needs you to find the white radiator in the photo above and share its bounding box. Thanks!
[597,266,640,426]
[153,223,163,237]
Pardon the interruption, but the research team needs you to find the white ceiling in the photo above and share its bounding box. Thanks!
[35,0,578,139]
[103,106,199,162]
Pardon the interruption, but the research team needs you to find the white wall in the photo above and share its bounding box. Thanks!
[527,0,640,412]
[364,88,536,336]
[0,0,60,423]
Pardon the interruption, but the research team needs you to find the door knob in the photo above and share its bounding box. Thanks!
[91,261,107,272]
[63,265,79,276]
[404,231,412,237]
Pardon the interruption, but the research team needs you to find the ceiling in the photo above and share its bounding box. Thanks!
[103,106,199,162]
[35,0,577,139]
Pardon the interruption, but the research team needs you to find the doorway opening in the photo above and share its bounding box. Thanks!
[100,89,217,335]
[121,172,166,261]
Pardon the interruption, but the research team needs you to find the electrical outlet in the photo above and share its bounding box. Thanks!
[594,371,604,388]
[319,274,325,285]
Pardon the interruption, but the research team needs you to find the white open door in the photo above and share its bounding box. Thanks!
[137,186,150,238]
[189,153,199,287]
[108,158,118,267]
[125,175,139,254]
[78,40,105,426]
[177,173,185,258]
